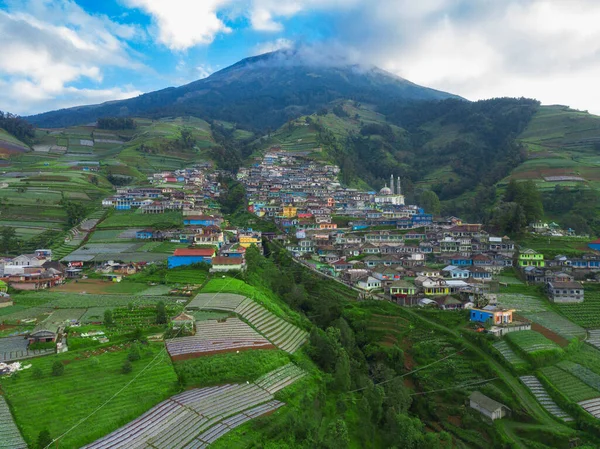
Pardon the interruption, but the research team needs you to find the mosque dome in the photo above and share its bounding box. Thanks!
[379,186,392,195]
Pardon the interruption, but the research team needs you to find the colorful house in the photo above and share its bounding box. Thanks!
[518,249,545,267]
[239,232,262,249]
[183,215,219,227]
[588,238,600,251]
[167,248,215,268]
[389,280,417,297]
[282,205,298,218]
[470,306,514,325]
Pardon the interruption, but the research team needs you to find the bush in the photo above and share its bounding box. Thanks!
[31,367,44,379]
[29,341,57,351]
[37,429,52,449]
[122,360,133,374]
[128,345,141,362]
[51,361,64,377]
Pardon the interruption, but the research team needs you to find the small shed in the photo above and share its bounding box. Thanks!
[171,312,195,329]
[469,391,510,421]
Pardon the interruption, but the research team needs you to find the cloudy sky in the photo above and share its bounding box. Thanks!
[2,0,600,115]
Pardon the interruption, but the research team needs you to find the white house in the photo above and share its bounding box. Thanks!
[357,276,382,291]
[469,391,511,421]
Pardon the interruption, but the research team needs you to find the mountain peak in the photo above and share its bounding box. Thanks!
[26,51,461,129]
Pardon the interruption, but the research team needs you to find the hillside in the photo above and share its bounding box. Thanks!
[26,50,459,130]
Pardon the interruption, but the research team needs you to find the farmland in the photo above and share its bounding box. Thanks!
[539,366,600,402]
[0,344,178,448]
[505,330,564,365]
[557,290,600,329]
[492,341,528,370]
[97,210,183,229]
[519,311,587,340]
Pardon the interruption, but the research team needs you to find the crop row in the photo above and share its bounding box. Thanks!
[557,292,600,329]
[84,364,305,448]
[492,341,527,366]
[520,311,586,340]
[0,396,27,449]
[540,366,600,402]
[520,375,573,422]
[505,330,563,354]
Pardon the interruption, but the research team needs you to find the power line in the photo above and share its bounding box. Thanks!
[409,377,499,396]
[45,271,244,449]
[348,348,465,394]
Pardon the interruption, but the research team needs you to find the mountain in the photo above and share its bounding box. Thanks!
[26,49,461,130]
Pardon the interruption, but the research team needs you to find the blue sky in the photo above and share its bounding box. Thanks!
[2,0,600,115]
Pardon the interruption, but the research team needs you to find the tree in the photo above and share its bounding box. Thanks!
[37,429,52,449]
[128,345,141,362]
[419,190,441,215]
[104,309,114,327]
[324,419,349,449]
[51,361,64,377]
[122,360,133,374]
[156,301,167,324]
[90,175,99,186]
[0,227,18,254]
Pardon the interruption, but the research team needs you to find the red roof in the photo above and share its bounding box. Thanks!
[173,248,215,257]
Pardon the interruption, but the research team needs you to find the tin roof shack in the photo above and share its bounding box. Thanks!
[469,391,511,422]
[28,322,61,344]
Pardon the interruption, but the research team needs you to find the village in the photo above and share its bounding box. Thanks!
[2,150,600,447]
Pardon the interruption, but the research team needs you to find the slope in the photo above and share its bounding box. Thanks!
[26,49,460,130]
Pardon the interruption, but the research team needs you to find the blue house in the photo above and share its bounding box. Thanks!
[450,256,473,266]
[588,239,600,251]
[136,230,154,239]
[183,215,218,227]
[470,309,494,323]
[167,248,215,268]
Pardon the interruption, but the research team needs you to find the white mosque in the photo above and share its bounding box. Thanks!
[375,174,405,206]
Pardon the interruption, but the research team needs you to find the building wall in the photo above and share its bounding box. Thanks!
[168,256,212,268]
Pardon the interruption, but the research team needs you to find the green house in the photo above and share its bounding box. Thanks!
[518,249,545,267]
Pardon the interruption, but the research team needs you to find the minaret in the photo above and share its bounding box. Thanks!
[397,176,402,195]
[390,174,394,195]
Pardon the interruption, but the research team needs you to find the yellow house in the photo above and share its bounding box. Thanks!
[239,234,261,249]
[518,249,545,267]
[282,205,298,218]
[415,276,450,296]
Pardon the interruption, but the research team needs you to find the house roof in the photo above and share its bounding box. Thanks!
[548,281,584,289]
[172,248,215,257]
[470,391,509,413]
[172,312,194,322]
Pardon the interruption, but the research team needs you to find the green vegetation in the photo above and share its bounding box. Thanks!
[539,366,599,402]
[97,210,183,229]
[506,331,564,366]
[1,344,178,448]
[175,350,291,388]
[557,288,600,328]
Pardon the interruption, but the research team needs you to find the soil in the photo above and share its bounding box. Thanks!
[447,415,462,427]
[403,376,415,389]
[531,322,570,347]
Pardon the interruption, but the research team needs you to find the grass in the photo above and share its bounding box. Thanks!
[174,349,291,388]
[97,211,183,229]
[1,343,178,448]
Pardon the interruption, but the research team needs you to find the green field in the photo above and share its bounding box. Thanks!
[557,290,600,328]
[1,344,178,448]
[540,365,600,402]
[97,211,183,229]
[506,330,563,356]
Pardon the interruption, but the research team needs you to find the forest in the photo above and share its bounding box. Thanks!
[0,110,35,143]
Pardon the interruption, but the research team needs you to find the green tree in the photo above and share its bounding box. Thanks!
[419,190,441,215]
[122,360,133,374]
[128,345,141,362]
[156,301,167,324]
[103,309,114,327]
[37,429,52,449]
[0,226,18,254]
[51,361,64,377]
[324,418,349,449]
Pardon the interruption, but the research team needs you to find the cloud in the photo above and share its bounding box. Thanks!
[123,0,233,50]
[253,38,294,55]
[0,0,144,115]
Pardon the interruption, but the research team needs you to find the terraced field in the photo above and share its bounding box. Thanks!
[83,364,304,449]
[189,293,308,354]
[506,330,563,355]
[587,330,600,351]
[557,361,600,390]
[166,318,274,359]
[519,375,573,422]
[497,293,549,312]
[578,397,600,419]
[540,366,600,402]
[520,311,586,340]
[0,396,27,449]
[492,341,528,368]
[557,293,600,329]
